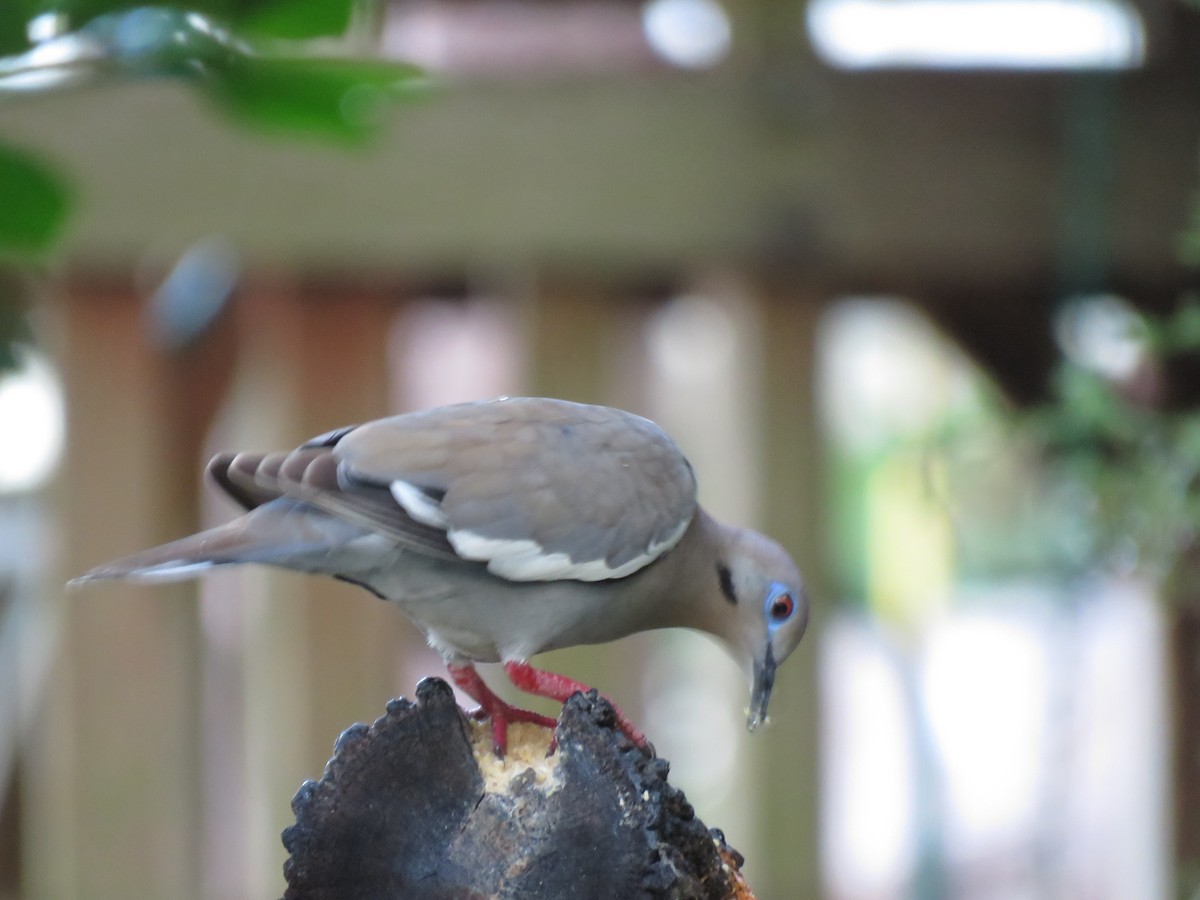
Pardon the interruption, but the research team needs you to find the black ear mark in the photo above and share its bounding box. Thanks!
[716,562,737,605]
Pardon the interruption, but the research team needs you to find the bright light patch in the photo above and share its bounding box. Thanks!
[0,34,100,93]
[807,0,1144,69]
[642,0,732,69]
[0,349,65,493]
[821,622,916,897]
[921,613,1047,846]
[1055,295,1144,381]
[647,295,737,383]
[27,12,68,43]
[820,299,975,453]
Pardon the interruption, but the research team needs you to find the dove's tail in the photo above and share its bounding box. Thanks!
[71,523,259,584]
[69,499,354,585]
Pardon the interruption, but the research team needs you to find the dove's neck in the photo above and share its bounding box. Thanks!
[647,508,742,641]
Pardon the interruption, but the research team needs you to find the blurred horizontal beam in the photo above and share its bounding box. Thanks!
[6,58,1198,298]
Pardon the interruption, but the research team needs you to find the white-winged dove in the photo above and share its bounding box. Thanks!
[75,397,809,754]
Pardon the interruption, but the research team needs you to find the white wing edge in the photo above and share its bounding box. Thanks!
[390,480,450,528]
[448,514,692,582]
[70,559,219,585]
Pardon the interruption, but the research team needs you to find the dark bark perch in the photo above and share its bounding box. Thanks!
[281,678,754,900]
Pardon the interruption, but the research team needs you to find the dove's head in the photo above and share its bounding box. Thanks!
[717,527,809,731]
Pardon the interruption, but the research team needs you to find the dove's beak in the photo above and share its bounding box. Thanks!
[747,642,776,731]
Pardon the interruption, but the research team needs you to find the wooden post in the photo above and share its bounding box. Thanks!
[750,277,825,898]
[1171,597,1200,894]
[518,273,652,725]
[199,276,317,897]
[26,280,211,899]
[292,281,425,753]
[206,277,435,897]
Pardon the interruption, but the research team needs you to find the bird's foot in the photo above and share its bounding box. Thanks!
[447,663,558,756]
[503,660,651,753]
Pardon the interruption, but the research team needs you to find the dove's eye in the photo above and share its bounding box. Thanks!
[765,586,795,625]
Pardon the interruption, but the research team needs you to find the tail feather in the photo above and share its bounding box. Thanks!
[71,523,258,584]
[69,499,361,586]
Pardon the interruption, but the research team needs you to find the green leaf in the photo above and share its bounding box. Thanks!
[1174,415,1200,469]
[0,142,73,255]
[1164,299,1200,352]
[0,2,33,56]
[237,0,357,40]
[206,55,425,141]
[0,273,31,374]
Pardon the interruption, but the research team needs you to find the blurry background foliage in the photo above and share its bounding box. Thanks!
[825,293,1200,626]
[916,299,1200,600]
[0,0,423,368]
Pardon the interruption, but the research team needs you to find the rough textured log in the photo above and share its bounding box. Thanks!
[282,678,753,900]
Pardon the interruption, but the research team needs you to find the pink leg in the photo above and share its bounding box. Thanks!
[446,662,558,756]
[503,660,649,750]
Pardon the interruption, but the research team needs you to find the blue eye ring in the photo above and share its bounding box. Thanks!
[765,583,796,629]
